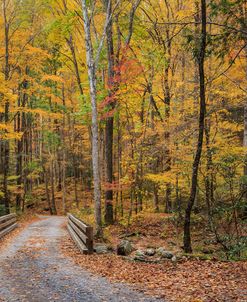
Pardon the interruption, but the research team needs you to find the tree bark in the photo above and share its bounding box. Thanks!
[50,159,57,215]
[16,94,22,211]
[183,0,207,253]
[2,0,10,214]
[103,0,115,225]
[243,45,247,216]
[81,0,102,236]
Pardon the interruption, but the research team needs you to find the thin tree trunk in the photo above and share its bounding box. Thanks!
[43,166,52,215]
[50,159,57,215]
[103,0,115,225]
[62,150,67,214]
[2,0,10,214]
[205,119,213,224]
[16,95,22,212]
[61,84,67,214]
[154,184,159,212]
[73,155,79,207]
[183,0,207,253]
[163,1,172,213]
[243,45,247,216]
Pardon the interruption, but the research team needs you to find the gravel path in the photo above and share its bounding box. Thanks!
[0,216,161,302]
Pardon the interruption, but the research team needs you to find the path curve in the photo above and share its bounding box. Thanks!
[0,216,161,302]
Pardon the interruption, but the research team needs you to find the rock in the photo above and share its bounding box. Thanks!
[135,250,145,257]
[156,247,174,259]
[202,248,214,254]
[94,244,108,254]
[133,250,146,262]
[171,255,177,262]
[145,248,156,256]
[117,240,133,256]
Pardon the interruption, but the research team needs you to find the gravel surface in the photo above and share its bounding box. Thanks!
[0,216,162,302]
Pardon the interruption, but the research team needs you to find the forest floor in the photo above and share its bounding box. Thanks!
[0,216,160,302]
[62,212,247,302]
[63,239,247,302]
[24,191,247,302]
[0,213,246,302]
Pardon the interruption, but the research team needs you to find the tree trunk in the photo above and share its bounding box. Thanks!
[243,45,247,217]
[183,0,207,253]
[61,84,67,214]
[73,155,79,208]
[43,166,52,215]
[103,0,115,225]
[16,97,22,212]
[81,0,102,236]
[50,159,57,215]
[163,6,172,213]
[2,0,10,215]
[154,184,159,212]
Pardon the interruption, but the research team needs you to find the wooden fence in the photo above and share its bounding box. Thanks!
[0,213,17,239]
[67,213,94,254]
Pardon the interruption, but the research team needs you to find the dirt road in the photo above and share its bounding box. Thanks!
[0,216,161,302]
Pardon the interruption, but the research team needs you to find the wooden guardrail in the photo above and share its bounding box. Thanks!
[67,213,94,254]
[0,213,18,239]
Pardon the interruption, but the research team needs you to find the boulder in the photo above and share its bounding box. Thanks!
[145,248,156,256]
[171,255,177,262]
[117,240,133,256]
[133,250,146,261]
[94,244,108,254]
[202,248,214,254]
[156,247,174,259]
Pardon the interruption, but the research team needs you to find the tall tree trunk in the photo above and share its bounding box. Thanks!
[16,96,22,212]
[103,0,140,223]
[43,165,52,215]
[62,150,67,214]
[243,45,247,216]
[183,0,207,253]
[163,1,172,213]
[16,77,28,212]
[61,84,67,214]
[205,46,214,226]
[73,155,79,208]
[154,184,159,212]
[50,159,57,215]
[117,111,123,217]
[81,0,102,236]
[164,63,172,213]
[2,0,10,214]
[205,119,214,225]
[104,0,115,225]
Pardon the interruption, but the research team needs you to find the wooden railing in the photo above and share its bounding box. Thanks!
[67,213,94,254]
[0,213,18,239]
